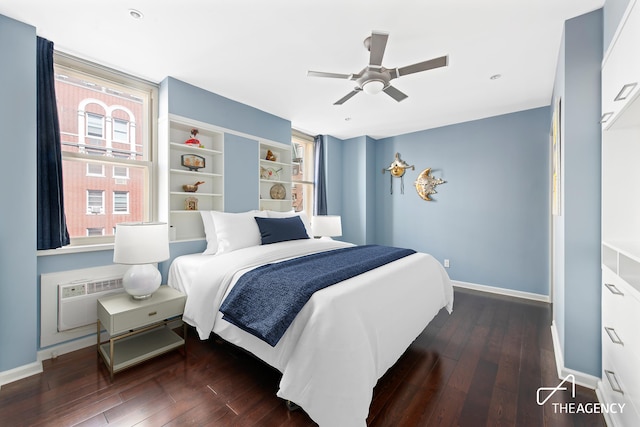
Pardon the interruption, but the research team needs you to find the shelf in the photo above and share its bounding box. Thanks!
[169,142,222,156]
[159,115,225,241]
[259,140,293,212]
[99,327,184,373]
[169,169,222,178]
[602,241,640,295]
[260,179,289,185]
[260,159,290,168]
[170,191,223,197]
[603,241,640,264]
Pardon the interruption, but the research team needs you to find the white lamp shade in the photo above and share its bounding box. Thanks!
[312,215,342,237]
[113,222,170,265]
[114,222,170,300]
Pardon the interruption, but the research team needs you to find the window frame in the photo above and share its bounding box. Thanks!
[86,189,105,215]
[112,118,129,143]
[291,130,315,216]
[52,52,158,248]
[113,191,130,214]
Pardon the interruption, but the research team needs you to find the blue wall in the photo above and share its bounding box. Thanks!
[0,15,37,372]
[552,9,603,377]
[371,108,551,296]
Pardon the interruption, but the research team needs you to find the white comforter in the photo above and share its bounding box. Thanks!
[168,239,453,427]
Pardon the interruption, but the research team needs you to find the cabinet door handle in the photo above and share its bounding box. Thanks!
[614,82,638,101]
[604,370,624,394]
[604,327,624,345]
[604,283,624,296]
[148,311,157,317]
[600,112,614,123]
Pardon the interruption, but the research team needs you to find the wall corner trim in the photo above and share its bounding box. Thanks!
[550,321,600,390]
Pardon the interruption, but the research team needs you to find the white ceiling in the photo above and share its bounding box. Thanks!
[1,0,604,140]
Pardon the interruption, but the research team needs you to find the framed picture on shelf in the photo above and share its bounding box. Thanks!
[181,154,205,171]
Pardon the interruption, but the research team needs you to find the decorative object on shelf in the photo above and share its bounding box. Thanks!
[415,168,446,201]
[270,183,286,199]
[181,154,205,171]
[312,215,342,239]
[113,222,170,300]
[184,128,201,146]
[265,149,277,161]
[182,181,204,192]
[185,196,198,210]
[382,152,414,194]
[260,166,282,180]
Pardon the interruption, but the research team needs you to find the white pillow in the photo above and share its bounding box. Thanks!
[200,211,218,255]
[211,210,268,254]
[265,210,312,238]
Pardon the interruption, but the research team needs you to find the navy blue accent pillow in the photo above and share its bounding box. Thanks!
[254,216,310,245]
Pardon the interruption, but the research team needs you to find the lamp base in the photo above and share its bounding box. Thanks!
[131,293,154,301]
[122,264,162,300]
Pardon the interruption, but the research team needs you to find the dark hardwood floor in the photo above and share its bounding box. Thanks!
[0,288,606,426]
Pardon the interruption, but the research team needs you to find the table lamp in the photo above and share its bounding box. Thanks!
[113,222,170,300]
[311,215,342,239]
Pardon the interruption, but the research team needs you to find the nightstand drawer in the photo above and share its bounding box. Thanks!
[98,286,186,336]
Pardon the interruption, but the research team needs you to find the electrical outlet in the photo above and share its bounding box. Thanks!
[444,259,450,268]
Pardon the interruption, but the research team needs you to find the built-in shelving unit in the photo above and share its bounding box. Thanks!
[159,115,224,241]
[259,140,293,212]
[599,1,640,424]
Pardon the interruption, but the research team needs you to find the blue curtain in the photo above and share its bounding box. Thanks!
[313,135,327,215]
[37,37,70,250]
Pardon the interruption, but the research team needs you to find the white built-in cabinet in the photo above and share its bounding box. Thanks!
[258,140,293,211]
[158,115,224,241]
[599,1,640,425]
[158,115,294,241]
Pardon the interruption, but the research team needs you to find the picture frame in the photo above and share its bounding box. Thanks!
[185,196,198,211]
[181,154,205,171]
[551,97,561,216]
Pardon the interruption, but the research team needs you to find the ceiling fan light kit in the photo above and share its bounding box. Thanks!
[308,30,448,105]
[363,80,385,95]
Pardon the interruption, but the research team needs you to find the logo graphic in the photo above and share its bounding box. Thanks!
[537,374,575,405]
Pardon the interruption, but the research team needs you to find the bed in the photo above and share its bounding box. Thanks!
[167,210,454,427]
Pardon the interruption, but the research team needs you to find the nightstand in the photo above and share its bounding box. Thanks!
[97,286,186,380]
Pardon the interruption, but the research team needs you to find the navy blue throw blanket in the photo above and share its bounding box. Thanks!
[220,244,415,346]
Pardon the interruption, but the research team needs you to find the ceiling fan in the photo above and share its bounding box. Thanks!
[308,31,448,105]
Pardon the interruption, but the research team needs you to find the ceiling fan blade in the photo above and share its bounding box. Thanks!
[334,89,361,105]
[368,31,389,67]
[395,55,448,77]
[383,85,408,102]
[307,70,353,79]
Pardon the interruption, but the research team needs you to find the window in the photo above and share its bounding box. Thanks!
[113,166,129,179]
[87,190,104,214]
[86,113,104,138]
[292,130,315,215]
[112,118,129,142]
[113,191,129,214]
[86,228,104,237]
[86,163,104,177]
[54,53,157,245]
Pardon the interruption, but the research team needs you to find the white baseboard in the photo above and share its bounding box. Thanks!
[0,335,95,389]
[37,335,97,363]
[452,280,550,303]
[1,319,186,388]
[0,361,42,390]
[550,321,600,390]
